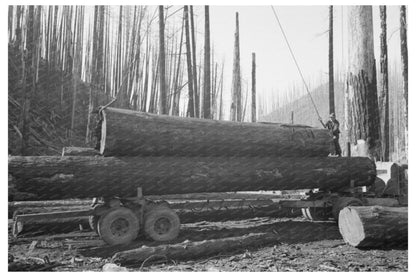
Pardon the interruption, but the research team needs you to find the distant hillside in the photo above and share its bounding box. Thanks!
[260,82,345,129]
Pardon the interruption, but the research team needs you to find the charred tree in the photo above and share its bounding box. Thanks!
[231,12,242,122]
[252,53,256,122]
[379,6,389,161]
[203,6,211,119]
[329,5,335,115]
[184,6,195,117]
[190,6,199,117]
[400,6,408,161]
[345,6,380,158]
[158,6,167,114]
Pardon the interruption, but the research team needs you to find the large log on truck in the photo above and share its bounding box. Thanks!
[338,206,407,248]
[97,107,332,157]
[9,156,376,201]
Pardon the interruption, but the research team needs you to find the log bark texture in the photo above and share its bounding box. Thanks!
[112,232,278,264]
[338,205,407,248]
[9,156,375,200]
[98,107,332,157]
[62,147,100,156]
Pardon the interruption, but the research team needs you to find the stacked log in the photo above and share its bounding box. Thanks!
[338,206,407,248]
[9,156,376,201]
[98,107,332,157]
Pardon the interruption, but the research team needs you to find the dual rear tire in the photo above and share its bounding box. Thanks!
[90,205,180,245]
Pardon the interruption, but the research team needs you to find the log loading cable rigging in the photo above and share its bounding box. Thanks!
[270,6,323,121]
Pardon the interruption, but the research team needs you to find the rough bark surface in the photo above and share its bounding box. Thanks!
[112,233,279,265]
[379,6,389,161]
[9,156,376,200]
[98,107,332,157]
[345,6,380,157]
[338,205,407,248]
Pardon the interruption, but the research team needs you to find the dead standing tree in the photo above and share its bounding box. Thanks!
[184,6,195,117]
[252,53,256,122]
[231,12,242,122]
[379,6,389,161]
[329,5,335,115]
[400,5,408,161]
[344,6,380,158]
[158,6,168,115]
[203,6,211,119]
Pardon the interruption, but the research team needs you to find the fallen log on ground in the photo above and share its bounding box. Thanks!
[338,206,408,248]
[61,147,100,156]
[98,107,332,157]
[9,156,376,200]
[111,232,279,265]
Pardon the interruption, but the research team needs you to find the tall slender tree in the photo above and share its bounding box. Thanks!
[203,6,211,119]
[329,5,335,115]
[345,6,380,158]
[184,6,195,117]
[158,5,167,114]
[400,5,408,160]
[190,6,199,117]
[379,6,389,161]
[230,12,242,122]
[252,52,256,122]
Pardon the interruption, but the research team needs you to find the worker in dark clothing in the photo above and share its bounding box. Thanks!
[319,113,342,156]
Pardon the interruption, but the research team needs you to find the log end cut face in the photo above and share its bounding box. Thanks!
[338,207,366,247]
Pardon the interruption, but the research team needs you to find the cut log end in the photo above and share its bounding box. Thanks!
[338,207,365,247]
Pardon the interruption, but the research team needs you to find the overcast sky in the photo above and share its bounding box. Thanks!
[204,6,403,106]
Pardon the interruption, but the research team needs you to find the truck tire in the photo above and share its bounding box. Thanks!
[144,205,180,242]
[97,207,140,245]
[332,197,363,221]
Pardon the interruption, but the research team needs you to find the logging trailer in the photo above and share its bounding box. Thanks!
[11,161,405,246]
[9,108,407,246]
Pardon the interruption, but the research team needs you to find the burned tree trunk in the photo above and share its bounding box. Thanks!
[203,6,211,119]
[400,5,408,161]
[338,206,407,248]
[158,5,167,114]
[184,6,195,117]
[252,52,256,122]
[345,6,380,158]
[9,156,375,201]
[379,6,389,161]
[98,107,332,157]
[329,6,335,115]
[231,12,242,122]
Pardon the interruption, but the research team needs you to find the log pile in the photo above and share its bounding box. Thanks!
[98,107,332,157]
[9,156,376,200]
[338,206,407,248]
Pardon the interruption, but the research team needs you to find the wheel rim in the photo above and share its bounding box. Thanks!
[110,218,130,237]
[154,217,171,235]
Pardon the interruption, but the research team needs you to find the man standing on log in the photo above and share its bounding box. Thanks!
[320,113,342,156]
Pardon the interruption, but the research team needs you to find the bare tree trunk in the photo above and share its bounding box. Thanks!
[345,6,380,159]
[190,6,199,117]
[329,5,335,115]
[203,6,211,119]
[400,5,408,162]
[184,6,195,117]
[158,6,167,114]
[231,12,242,122]
[8,6,13,42]
[252,53,256,122]
[379,6,389,161]
[19,6,35,155]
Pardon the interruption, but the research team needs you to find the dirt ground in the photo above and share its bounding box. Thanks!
[8,216,408,272]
